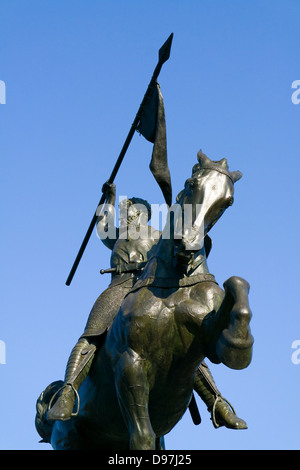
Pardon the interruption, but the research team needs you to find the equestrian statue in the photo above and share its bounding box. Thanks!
[35,150,253,450]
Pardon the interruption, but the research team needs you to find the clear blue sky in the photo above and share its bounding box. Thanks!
[1,0,299,450]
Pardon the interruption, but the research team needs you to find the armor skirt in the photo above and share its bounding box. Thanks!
[80,278,134,338]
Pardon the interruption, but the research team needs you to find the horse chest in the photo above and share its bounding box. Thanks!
[170,288,206,326]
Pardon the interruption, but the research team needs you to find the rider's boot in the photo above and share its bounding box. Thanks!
[194,362,247,429]
[47,338,96,421]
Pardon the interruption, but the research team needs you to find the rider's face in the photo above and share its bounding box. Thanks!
[127,205,139,222]
[119,203,140,230]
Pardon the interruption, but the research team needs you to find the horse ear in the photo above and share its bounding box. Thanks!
[218,158,228,168]
[197,149,210,166]
[231,170,243,182]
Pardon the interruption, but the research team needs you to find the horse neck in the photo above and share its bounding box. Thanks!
[149,232,210,279]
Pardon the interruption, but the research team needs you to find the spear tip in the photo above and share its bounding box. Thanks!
[159,33,174,65]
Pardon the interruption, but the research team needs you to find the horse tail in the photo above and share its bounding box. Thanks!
[35,380,64,444]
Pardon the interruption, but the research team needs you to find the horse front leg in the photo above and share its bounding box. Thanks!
[114,349,156,450]
[204,276,254,370]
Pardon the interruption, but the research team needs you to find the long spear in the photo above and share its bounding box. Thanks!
[66,33,173,286]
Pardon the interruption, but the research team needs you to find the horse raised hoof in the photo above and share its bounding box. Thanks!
[217,276,254,370]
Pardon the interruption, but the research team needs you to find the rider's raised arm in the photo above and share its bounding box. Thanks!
[96,182,118,250]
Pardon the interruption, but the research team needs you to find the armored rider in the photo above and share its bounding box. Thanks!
[47,182,246,430]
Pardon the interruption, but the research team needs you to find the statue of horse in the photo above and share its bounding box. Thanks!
[36,150,253,450]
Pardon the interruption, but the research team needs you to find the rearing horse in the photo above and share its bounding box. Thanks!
[37,150,253,450]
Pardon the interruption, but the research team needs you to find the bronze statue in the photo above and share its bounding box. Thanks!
[36,151,253,450]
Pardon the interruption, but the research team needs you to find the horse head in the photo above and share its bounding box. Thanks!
[173,150,242,264]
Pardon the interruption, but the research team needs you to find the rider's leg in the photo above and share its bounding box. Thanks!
[194,362,247,429]
[47,337,96,421]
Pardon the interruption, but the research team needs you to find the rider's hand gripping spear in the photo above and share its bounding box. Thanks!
[65,33,173,286]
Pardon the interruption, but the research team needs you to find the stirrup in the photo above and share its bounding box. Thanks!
[48,383,80,418]
[211,395,236,428]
